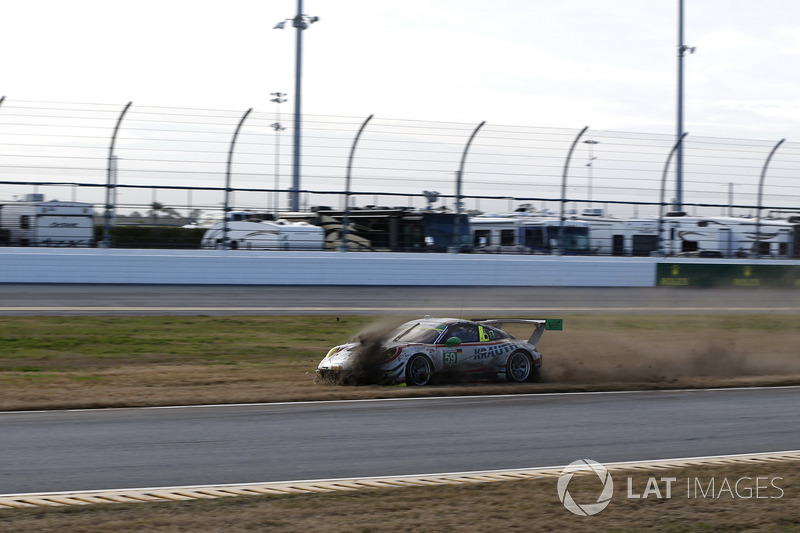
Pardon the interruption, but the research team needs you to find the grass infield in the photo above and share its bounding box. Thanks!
[0,314,798,410]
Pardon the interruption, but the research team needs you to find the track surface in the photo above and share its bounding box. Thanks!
[0,284,798,315]
[2,387,798,495]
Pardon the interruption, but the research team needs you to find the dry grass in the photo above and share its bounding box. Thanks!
[1,314,799,410]
[1,461,798,532]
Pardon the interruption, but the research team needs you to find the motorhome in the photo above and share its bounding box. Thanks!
[470,215,592,254]
[0,196,95,247]
[200,218,325,250]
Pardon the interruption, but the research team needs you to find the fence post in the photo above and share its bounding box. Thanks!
[222,108,253,250]
[559,126,589,253]
[455,121,486,214]
[102,101,132,249]
[754,138,786,258]
[340,114,374,252]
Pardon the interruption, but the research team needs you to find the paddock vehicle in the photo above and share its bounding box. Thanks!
[317,316,562,386]
[470,215,591,254]
[0,196,95,247]
[576,212,799,258]
[281,207,472,252]
[200,219,324,250]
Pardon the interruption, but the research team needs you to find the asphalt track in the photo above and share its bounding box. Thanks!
[2,387,799,495]
[0,284,798,315]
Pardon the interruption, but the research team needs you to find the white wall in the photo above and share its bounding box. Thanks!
[0,249,657,286]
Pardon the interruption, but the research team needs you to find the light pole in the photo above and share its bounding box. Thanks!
[676,0,695,211]
[274,1,319,212]
[583,139,599,208]
[270,92,287,217]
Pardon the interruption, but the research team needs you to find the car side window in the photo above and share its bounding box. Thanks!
[479,325,510,341]
[448,323,479,343]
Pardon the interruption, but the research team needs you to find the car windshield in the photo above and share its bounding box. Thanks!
[391,322,446,344]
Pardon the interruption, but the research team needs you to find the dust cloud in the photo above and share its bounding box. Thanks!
[319,319,405,385]
[541,334,800,384]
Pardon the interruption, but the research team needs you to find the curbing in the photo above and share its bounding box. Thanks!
[1,450,798,509]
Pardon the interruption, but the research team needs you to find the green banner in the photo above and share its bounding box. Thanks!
[545,318,563,330]
[657,263,800,288]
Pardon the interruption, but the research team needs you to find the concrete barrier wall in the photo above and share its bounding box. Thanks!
[0,248,658,286]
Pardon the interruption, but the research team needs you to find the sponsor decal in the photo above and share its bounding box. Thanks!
[443,350,460,366]
[472,344,509,360]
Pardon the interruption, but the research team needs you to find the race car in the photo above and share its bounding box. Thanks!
[317,316,562,386]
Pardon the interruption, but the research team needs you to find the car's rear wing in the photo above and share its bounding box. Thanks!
[473,318,563,346]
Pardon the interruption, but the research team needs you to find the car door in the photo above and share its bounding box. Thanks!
[438,322,486,372]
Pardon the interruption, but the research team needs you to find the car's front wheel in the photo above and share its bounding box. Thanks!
[405,354,434,386]
[506,350,534,382]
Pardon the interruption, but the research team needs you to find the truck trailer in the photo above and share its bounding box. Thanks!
[0,198,95,247]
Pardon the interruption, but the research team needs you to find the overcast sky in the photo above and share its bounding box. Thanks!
[3,0,800,141]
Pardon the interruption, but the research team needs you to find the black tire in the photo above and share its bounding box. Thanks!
[506,350,534,383]
[405,354,434,386]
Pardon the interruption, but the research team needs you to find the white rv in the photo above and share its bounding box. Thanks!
[576,216,660,256]
[0,198,95,247]
[201,219,325,250]
[660,214,796,258]
[579,213,796,258]
[470,215,591,254]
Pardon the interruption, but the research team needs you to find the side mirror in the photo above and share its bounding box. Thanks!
[445,337,461,347]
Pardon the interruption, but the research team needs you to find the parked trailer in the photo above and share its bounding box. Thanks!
[470,215,592,254]
[574,216,660,257]
[281,207,473,252]
[0,199,95,247]
[201,219,325,250]
[660,214,797,258]
[579,213,797,258]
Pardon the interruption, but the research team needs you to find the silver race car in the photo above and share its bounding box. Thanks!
[317,316,562,386]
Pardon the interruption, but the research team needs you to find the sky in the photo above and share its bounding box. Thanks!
[3,0,800,140]
[2,1,800,217]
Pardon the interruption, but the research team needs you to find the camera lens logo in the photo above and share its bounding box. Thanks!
[557,459,614,516]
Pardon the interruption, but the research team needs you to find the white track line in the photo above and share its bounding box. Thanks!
[2,385,799,415]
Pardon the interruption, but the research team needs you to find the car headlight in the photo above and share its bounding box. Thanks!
[382,347,400,361]
[324,346,341,359]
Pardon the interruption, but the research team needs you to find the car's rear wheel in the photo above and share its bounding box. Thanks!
[405,354,434,386]
[506,350,533,382]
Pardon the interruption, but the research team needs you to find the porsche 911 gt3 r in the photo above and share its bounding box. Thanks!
[317,316,562,386]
